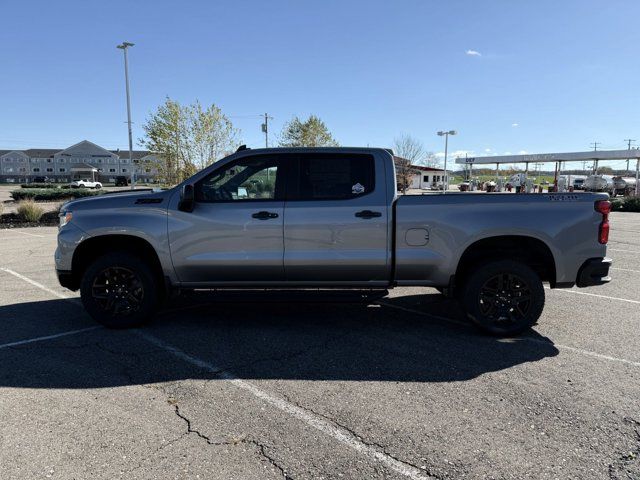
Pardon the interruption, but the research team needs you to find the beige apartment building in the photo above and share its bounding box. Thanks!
[0,140,159,183]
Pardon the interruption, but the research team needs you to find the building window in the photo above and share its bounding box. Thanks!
[46,168,53,172]
[33,168,40,172]
[122,168,128,172]
[47,159,52,163]
[59,159,65,163]
[109,168,116,172]
[423,175,429,182]
[59,168,66,172]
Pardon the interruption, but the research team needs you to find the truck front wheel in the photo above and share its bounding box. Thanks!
[461,260,544,336]
[80,252,158,328]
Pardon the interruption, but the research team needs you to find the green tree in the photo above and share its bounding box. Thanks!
[279,115,339,147]
[140,97,240,184]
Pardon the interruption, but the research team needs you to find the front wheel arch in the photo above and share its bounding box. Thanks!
[70,235,166,298]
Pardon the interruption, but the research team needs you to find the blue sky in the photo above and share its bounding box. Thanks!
[1,0,639,168]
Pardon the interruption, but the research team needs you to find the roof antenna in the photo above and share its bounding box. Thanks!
[236,144,249,152]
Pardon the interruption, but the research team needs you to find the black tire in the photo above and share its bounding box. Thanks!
[80,252,159,328]
[461,259,544,337]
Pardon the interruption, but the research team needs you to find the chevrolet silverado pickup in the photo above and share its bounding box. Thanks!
[55,147,612,336]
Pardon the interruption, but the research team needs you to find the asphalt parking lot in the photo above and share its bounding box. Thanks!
[1,212,639,479]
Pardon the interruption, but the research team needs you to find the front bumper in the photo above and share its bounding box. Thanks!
[56,269,78,291]
[576,257,612,287]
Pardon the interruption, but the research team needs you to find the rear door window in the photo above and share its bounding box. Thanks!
[288,154,375,200]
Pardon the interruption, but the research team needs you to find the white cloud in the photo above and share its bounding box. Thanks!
[435,149,474,159]
[503,151,512,155]
[484,148,492,153]
[518,150,528,154]
[466,49,482,57]
[511,123,519,127]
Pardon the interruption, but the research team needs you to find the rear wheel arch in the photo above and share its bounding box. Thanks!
[454,235,557,290]
[70,234,166,295]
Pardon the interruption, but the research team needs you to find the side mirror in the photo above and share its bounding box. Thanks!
[178,184,195,212]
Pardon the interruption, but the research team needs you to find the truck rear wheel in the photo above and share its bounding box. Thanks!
[80,252,158,328]
[461,260,544,336]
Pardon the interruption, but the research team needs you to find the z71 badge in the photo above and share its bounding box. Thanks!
[548,194,579,201]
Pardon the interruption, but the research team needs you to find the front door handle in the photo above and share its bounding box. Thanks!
[355,210,382,219]
[252,211,279,220]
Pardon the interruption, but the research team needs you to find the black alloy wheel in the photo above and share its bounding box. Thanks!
[80,252,159,328]
[91,266,144,317]
[462,259,545,336]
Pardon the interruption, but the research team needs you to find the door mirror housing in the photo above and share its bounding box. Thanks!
[178,184,195,212]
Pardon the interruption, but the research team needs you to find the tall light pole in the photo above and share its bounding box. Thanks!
[117,42,135,189]
[437,130,457,194]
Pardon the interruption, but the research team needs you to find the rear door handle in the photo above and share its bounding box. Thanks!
[252,211,279,220]
[355,210,382,219]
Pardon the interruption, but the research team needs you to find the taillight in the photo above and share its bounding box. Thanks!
[595,200,611,215]
[599,220,610,244]
[595,200,611,244]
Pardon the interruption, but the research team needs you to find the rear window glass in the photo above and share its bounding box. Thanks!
[294,154,374,200]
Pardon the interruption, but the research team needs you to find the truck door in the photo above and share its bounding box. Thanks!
[283,153,390,284]
[168,154,286,284]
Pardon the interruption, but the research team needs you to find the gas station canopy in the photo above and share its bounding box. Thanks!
[455,149,640,165]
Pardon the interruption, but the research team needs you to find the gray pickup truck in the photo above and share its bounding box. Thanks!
[55,147,612,336]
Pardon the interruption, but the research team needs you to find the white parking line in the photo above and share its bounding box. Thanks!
[612,267,640,273]
[138,331,432,480]
[547,287,640,305]
[609,248,640,253]
[376,300,468,326]
[526,337,640,368]
[0,327,101,351]
[377,299,640,369]
[10,230,46,238]
[0,268,99,351]
[0,267,79,303]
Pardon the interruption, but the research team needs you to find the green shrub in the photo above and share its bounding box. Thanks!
[10,188,103,201]
[611,198,624,211]
[20,183,58,189]
[17,200,45,222]
[622,197,640,212]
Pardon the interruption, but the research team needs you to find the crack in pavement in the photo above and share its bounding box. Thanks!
[279,393,447,480]
[608,417,640,480]
[173,404,294,479]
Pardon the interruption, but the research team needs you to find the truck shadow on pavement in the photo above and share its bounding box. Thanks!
[0,293,559,389]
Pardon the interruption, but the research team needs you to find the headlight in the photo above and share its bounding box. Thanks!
[59,211,73,228]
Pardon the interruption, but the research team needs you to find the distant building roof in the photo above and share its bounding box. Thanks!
[0,145,153,159]
[393,155,445,172]
[110,150,154,160]
[24,149,59,158]
[411,165,446,172]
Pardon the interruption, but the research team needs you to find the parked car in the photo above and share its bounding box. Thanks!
[32,176,51,183]
[115,176,129,187]
[55,147,611,336]
[70,179,102,189]
[458,182,470,191]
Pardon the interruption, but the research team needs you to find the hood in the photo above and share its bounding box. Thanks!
[61,188,175,212]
